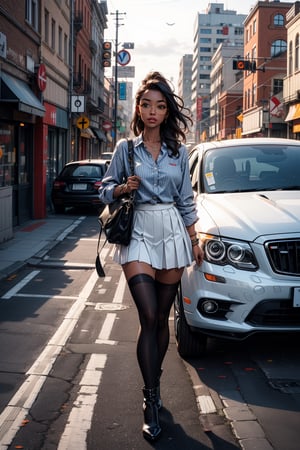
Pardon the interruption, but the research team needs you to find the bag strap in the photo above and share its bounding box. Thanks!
[96,138,135,270]
[127,139,134,177]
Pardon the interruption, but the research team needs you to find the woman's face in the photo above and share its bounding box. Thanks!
[137,89,168,128]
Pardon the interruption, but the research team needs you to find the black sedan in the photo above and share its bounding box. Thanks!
[51,159,109,213]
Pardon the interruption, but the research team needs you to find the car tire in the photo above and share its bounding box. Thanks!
[174,283,207,358]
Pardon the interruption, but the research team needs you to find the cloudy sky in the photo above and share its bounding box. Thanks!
[104,0,291,91]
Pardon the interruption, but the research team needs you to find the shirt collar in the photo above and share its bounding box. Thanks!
[135,133,167,150]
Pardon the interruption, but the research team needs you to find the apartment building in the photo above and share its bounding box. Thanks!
[283,1,300,138]
[242,0,293,137]
[191,3,246,143]
[210,43,244,140]
[178,54,194,144]
[0,0,109,238]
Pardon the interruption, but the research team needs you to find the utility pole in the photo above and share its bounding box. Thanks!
[111,10,126,148]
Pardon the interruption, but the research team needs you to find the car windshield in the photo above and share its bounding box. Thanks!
[62,164,106,178]
[202,144,300,193]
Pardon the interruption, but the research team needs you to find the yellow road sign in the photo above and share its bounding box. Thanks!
[77,116,90,129]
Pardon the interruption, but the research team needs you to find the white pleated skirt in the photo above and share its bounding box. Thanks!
[113,203,193,270]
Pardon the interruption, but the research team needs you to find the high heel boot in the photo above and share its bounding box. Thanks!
[142,388,162,441]
[155,368,163,410]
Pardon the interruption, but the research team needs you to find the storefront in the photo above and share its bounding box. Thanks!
[0,71,45,232]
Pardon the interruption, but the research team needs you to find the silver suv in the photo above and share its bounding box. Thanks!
[175,138,300,357]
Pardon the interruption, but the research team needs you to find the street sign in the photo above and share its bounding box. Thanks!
[116,66,135,78]
[118,82,126,100]
[123,42,134,49]
[76,116,89,129]
[37,63,47,91]
[102,121,112,131]
[117,50,131,66]
[71,95,85,113]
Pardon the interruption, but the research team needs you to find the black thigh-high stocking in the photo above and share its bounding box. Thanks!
[128,274,159,389]
[155,280,179,373]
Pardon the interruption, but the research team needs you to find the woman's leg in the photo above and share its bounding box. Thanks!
[123,262,162,441]
[155,268,183,371]
[123,262,158,388]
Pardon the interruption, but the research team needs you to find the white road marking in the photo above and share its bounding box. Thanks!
[0,269,99,447]
[57,354,107,450]
[58,275,125,449]
[0,244,126,449]
[1,270,40,300]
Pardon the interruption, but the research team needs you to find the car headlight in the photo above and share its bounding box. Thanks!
[202,235,258,270]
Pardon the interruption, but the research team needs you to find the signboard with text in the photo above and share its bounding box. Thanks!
[115,66,135,78]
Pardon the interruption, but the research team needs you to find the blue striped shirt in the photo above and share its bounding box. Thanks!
[98,134,197,226]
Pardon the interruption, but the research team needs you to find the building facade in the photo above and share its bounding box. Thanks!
[210,43,244,141]
[242,0,293,138]
[0,0,110,242]
[191,3,246,142]
[0,0,45,232]
[283,1,300,138]
[178,54,194,145]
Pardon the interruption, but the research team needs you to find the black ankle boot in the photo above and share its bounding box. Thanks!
[155,368,163,410]
[142,388,162,441]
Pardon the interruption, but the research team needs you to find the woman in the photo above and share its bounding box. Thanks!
[98,71,203,441]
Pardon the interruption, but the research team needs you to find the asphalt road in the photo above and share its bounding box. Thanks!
[0,213,299,450]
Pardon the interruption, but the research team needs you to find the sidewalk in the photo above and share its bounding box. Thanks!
[0,215,82,281]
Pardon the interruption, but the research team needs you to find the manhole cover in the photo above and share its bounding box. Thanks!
[269,379,300,394]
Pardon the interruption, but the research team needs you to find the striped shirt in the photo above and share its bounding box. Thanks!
[98,134,197,226]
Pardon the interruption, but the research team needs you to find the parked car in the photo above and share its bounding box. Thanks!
[51,159,109,213]
[100,152,114,160]
[175,137,300,357]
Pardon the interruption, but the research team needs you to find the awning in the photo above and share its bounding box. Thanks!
[80,127,95,139]
[294,103,300,120]
[92,127,107,142]
[285,103,300,122]
[0,71,45,117]
[285,105,296,121]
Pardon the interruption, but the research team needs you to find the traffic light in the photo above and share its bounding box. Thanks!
[232,59,256,72]
[102,42,112,67]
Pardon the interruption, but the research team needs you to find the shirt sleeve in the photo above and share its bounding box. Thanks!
[175,146,198,227]
[98,139,128,204]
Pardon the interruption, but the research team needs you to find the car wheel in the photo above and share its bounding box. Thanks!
[53,204,65,214]
[174,283,207,358]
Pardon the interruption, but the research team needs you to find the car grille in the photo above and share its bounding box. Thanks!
[246,299,300,326]
[266,239,300,275]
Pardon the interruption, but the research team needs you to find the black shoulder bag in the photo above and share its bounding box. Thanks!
[95,139,134,277]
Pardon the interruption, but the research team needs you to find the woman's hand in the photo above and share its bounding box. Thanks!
[193,244,204,266]
[126,175,141,193]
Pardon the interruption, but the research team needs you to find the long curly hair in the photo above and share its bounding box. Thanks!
[130,71,193,157]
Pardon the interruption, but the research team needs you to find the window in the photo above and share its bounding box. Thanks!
[58,26,62,57]
[235,27,244,36]
[271,39,287,57]
[26,0,38,31]
[295,34,299,72]
[64,33,68,63]
[289,40,293,75]
[200,38,211,43]
[44,9,49,44]
[274,14,284,26]
[253,19,256,35]
[51,19,56,50]
[273,79,283,95]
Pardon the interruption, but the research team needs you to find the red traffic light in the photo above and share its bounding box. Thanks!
[102,41,112,67]
[232,59,256,71]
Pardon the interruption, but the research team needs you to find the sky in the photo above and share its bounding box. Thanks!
[104,0,292,93]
